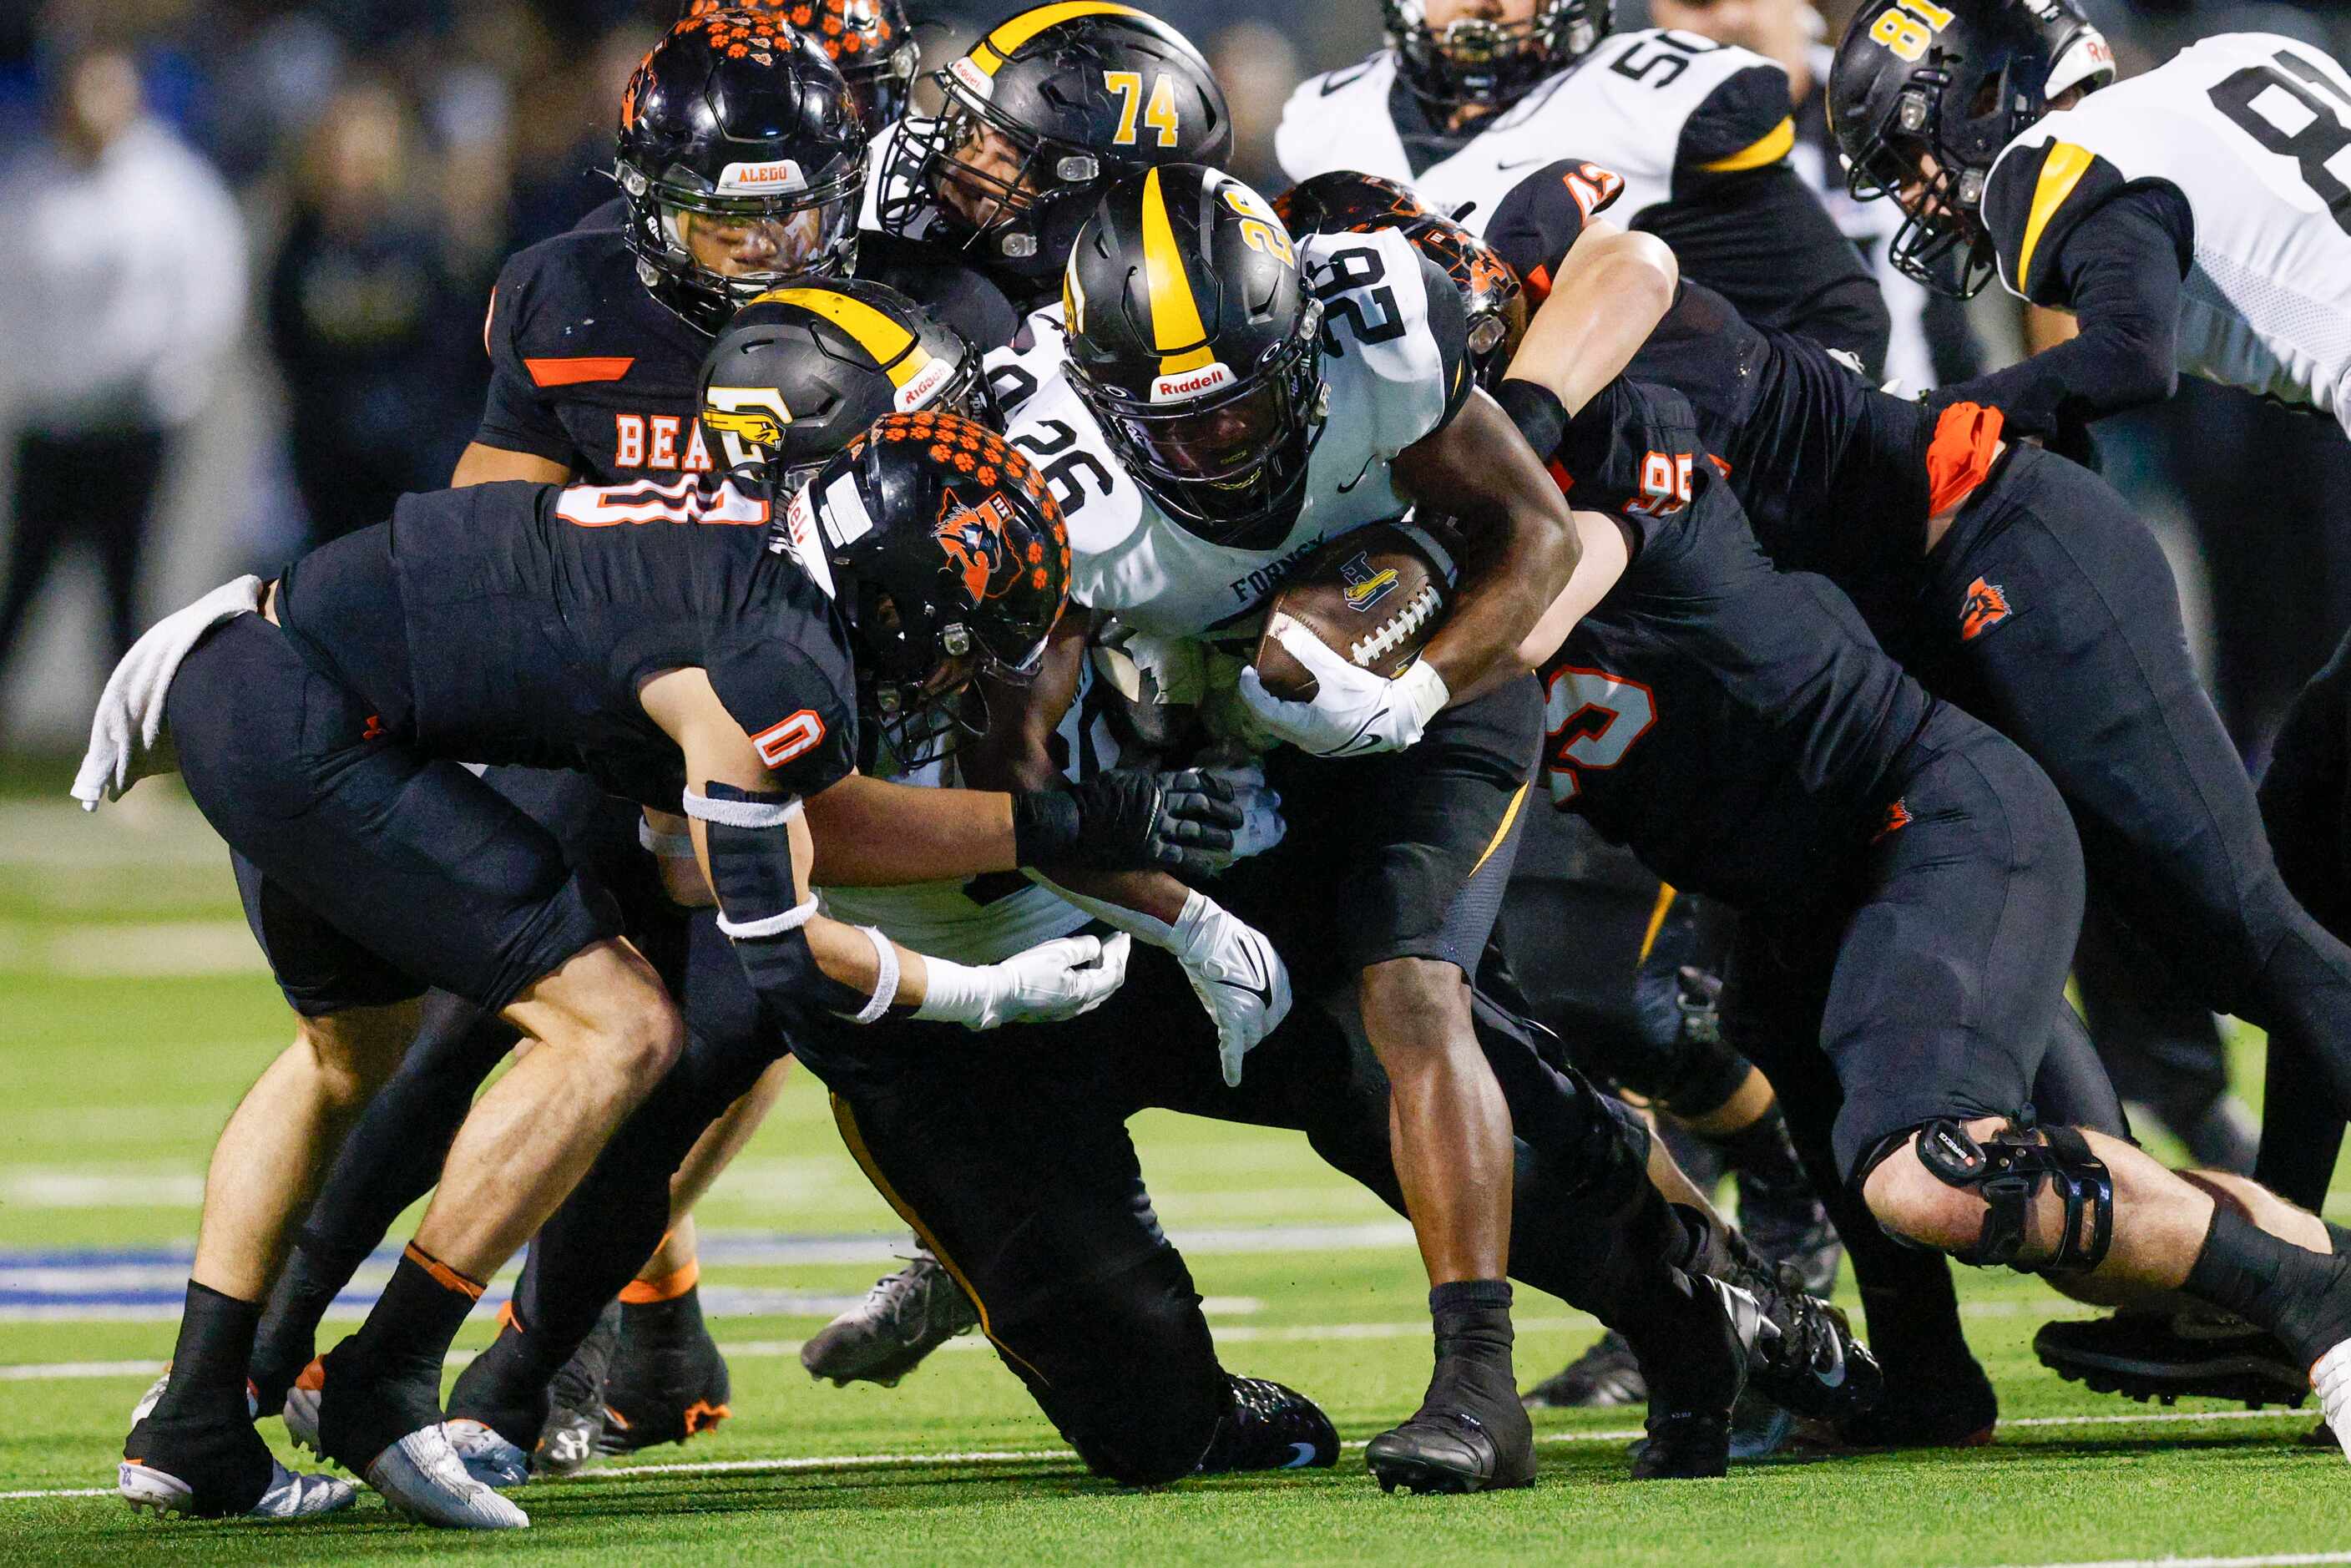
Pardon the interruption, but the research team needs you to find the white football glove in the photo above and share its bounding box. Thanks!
[1236,616,1450,757]
[1169,891,1292,1087]
[1190,763,1286,871]
[914,933,1131,1030]
[72,574,264,811]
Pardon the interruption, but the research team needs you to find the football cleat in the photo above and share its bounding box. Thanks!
[801,1249,978,1388]
[1736,1262,1884,1424]
[1521,1329,1646,1409]
[119,1454,356,1522]
[129,1364,260,1428]
[599,1291,730,1453]
[2315,1341,2351,1465]
[444,1419,531,1490]
[366,1424,529,1530]
[1366,1408,1534,1495]
[1629,1277,1760,1481]
[1804,1353,1996,1450]
[1197,1376,1340,1474]
[2033,1309,2309,1409]
[537,1303,619,1474]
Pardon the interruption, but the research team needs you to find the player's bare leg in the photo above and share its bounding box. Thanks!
[308,938,682,1528]
[1863,1115,2351,1461]
[1358,956,1535,1495]
[122,1001,417,1520]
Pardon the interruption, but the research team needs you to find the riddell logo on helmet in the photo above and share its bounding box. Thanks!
[718,159,806,193]
[1150,362,1233,402]
[895,357,955,411]
[950,56,995,99]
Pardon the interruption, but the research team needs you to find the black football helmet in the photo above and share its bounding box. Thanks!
[1383,0,1612,114]
[875,2,1229,287]
[679,0,919,129]
[1275,171,1528,392]
[1830,0,2113,298]
[617,10,867,335]
[699,277,990,488]
[789,411,1071,765]
[1064,164,1325,552]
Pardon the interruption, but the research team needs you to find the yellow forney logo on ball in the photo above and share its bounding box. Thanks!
[1340,551,1398,613]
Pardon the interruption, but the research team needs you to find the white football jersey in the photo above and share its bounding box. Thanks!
[1984,32,2351,433]
[1276,28,1795,240]
[1003,228,1459,642]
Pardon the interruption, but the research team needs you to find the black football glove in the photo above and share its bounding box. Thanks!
[1010,767,1241,876]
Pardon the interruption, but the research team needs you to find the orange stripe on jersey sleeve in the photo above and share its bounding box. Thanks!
[525,356,635,387]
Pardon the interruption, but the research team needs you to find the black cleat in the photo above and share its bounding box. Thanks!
[2033,1310,2309,1409]
[536,1303,619,1476]
[1369,1297,1534,1496]
[1628,1276,1760,1480]
[1198,1376,1339,1474]
[600,1289,729,1452]
[120,1406,350,1520]
[801,1251,978,1388]
[1737,1263,1884,1424]
[1522,1329,1646,1409]
[1807,1353,1996,1450]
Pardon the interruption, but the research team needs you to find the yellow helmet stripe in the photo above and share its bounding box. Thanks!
[969,1,1150,75]
[752,286,931,388]
[1139,167,1215,376]
[1700,116,1796,174]
[2017,141,2096,295]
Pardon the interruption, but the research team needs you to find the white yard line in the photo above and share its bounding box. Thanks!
[1974,1555,2351,1568]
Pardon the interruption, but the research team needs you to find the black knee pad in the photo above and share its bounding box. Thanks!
[1021,1247,1229,1487]
[1898,1119,2115,1275]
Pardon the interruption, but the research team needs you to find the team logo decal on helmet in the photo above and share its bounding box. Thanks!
[1828,0,2113,297]
[1275,170,1529,392]
[875,2,1231,283]
[1381,0,1614,114]
[617,10,868,335]
[933,489,1033,605]
[680,0,919,129]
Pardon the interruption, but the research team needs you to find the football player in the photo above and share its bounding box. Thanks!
[242,8,1023,1461]
[1489,339,2351,1472]
[1831,2,2351,444]
[1487,154,2351,1440]
[1275,0,1888,371]
[975,160,1707,1492]
[437,311,1878,1492]
[82,405,1262,1526]
[1275,170,1845,1426]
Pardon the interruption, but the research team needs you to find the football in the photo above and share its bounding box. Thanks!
[1251,520,1461,702]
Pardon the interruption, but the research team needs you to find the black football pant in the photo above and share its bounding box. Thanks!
[2247,630,2351,1209]
[785,944,1700,1486]
[1891,445,2351,1210]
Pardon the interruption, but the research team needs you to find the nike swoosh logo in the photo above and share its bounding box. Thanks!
[1283,1442,1320,1468]
[1813,1335,1847,1388]
[1336,459,1375,494]
[1211,943,1276,1009]
[1319,63,1373,96]
[1494,155,1546,171]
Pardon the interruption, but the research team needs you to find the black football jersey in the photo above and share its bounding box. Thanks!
[1488,161,1936,621]
[1534,378,1934,908]
[478,201,1021,483]
[274,475,858,811]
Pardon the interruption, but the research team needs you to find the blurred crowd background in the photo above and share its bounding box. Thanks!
[1,0,2348,759]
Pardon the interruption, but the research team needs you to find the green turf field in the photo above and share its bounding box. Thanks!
[3,774,2347,1565]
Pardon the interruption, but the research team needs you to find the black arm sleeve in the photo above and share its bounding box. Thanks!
[1636,165,1893,377]
[1932,185,2193,439]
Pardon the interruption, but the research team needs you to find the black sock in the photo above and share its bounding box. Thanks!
[250,1232,370,1407]
[339,1242,484,1390]
[1714,1105,1802,1185]
[2184,1204,2351,1367]
[1428,1281,1514,1369]
[148,1282,261,1424]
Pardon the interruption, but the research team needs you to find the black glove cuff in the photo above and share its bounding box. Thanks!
[1010,787,1084,867]
[1492,377,1570,462]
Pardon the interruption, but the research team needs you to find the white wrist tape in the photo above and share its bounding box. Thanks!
[715,894,820,939]
[680,789,803,827]
[638,818,698,858]
[912,955,991,1026]
[852,925,899,1024]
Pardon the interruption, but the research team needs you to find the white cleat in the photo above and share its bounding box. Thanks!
[129,1365,260,1428]
[364,1424,530,1529]
[119,1455,356,1520]
[445,1419,532,1489]
[2312,1340,2351,1464]
[281,1359,325,1458]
